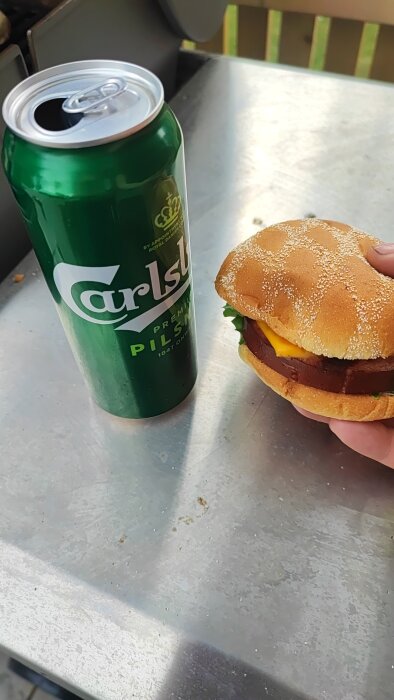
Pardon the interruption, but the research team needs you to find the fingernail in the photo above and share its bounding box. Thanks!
[374,243,394,255]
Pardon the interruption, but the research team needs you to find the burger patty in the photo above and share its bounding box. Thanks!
[243,319,394,395]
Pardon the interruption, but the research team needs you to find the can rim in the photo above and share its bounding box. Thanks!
[2,59,165,149]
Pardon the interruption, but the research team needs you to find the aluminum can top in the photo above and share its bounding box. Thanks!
[2,59,164,149]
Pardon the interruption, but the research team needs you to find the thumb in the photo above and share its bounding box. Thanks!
[367,243,394,278]
[329,419,394,468]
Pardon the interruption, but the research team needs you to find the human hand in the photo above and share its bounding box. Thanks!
[295,241,394,468]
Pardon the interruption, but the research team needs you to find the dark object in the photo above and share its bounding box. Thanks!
[158,0,227,42]
[0,45,30,281]
[34,97,83,129]
[176,48,210,92]
[1,0,61,8]
[244,318,394,395]
[8,658,83,699]
[0,10,10,45]
[0,2,48,66]
[28,0,182,97]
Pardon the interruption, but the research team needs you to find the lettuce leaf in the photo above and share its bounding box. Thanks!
[223,303,245,344]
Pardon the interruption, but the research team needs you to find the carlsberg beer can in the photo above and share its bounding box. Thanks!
[2,60,197,418]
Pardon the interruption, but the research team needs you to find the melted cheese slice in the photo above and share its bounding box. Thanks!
[256,320,314,358]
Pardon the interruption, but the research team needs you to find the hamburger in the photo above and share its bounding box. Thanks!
[215,219,394,421]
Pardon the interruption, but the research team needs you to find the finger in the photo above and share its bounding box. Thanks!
[293,405,330,424]
[329,420,394,468]
[366,244,394,278]
[382,418,394,428]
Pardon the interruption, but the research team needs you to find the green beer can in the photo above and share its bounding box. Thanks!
[2,60,197,418]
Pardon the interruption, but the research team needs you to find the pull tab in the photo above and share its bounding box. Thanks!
[62,77,127,114]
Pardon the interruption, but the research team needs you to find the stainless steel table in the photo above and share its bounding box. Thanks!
[1,56,394,700]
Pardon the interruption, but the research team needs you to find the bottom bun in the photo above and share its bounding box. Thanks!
[239,344,394,422]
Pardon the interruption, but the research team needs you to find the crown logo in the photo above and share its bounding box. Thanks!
[155,193,182,230]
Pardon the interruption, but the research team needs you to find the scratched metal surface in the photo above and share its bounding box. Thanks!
[0,57,394,700]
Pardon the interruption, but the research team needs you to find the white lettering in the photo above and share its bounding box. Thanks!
[53,235,191,332]
[177,237,189,276]
[119,284,150,311]
[164,260,180,291]
[80,290,122,313]
[116,277,190,332]
[146,260,168,300]
[53,263,126,325]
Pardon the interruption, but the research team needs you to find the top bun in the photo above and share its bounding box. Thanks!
[215,219,394,360]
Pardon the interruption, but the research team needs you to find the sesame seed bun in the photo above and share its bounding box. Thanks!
[215,219,394,360]
[240,344,394,421]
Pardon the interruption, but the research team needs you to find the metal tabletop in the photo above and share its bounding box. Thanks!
[1,56,394,700]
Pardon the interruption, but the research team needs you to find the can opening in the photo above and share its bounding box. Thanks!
[34,98,83,131]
